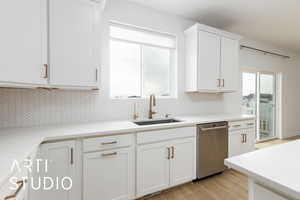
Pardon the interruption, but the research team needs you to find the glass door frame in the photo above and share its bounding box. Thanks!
[242,70,278,142]
[256,71,277,142]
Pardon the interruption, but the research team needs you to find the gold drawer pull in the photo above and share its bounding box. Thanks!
[247,123,255,126]
[101,141,117,145]
[102,152,117,157]
[232,125,241,128]
[5,180,26,200]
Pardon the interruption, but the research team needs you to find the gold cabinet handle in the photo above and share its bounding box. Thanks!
[217,79,221,87]
[43,64,48,79]
[222,79,225,87]
[247,123,255,126]
[101,141,117,145]
[102,152,117,157]
[70,148,74,165]
[171,146,175,159]
[241,134,244,143]
[5,180,26,200]
[232,124,241,128]
[167,147,171,160]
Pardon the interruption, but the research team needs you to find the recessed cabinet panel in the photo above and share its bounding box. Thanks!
[228,130,243,157]
[220,37,239,92]
[40,141,78,200]
[0,0,47,85]
[83,148,135,200]
[49,0,100,87]
[197,31,221,91]
[229,127,256,157]
[170,138,196,187]
[136,142,170,197]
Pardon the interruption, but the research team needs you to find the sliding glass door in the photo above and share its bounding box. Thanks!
[242,72,277,141]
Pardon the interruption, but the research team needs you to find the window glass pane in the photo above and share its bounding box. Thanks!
[259,74,275,140]
[242,72,256,115]
[143,46,170,96]
[110,25,175,49]
[110,40,141,97]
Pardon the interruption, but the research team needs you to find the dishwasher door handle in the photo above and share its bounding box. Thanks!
[199,125,228,132]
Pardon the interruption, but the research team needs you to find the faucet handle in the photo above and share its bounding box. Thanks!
[133,102,139,120]
[165,113,171,118]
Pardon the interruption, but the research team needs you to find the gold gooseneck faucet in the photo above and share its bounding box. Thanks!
[148,94,157,119]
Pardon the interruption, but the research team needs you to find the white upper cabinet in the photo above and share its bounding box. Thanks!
[185,24,241,93]
[49,0,102,88]
[0,0,47,86]
[0,0,105,89]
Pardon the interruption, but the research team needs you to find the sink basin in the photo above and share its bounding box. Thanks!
[133,119,181,126]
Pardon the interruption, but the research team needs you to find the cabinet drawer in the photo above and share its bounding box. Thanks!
[83,134,134,152]
[137,127,196,145]
[229,120,255,131]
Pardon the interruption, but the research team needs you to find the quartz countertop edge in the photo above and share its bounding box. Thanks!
[225,140,300,200]
[0,114,254,188]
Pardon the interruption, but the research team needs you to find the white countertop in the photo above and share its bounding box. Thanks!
[225,140,300,200]
[0,113,254,187]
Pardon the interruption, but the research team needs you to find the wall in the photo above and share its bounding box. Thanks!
[0,0,300,139]
[0,0,224,129]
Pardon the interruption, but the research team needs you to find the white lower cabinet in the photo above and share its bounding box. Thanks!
[83,147,135,200]
[136,142,170,197]
[170,138,196,187]
[137,137,196,197]
[228,120,256,157]
[39,141,80,200]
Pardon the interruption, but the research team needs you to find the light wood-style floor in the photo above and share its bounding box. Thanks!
[142,136,300,200]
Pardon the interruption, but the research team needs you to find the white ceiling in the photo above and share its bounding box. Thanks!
[128,0,300,53]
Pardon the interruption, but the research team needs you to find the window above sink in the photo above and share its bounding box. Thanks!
[109,22,177,99]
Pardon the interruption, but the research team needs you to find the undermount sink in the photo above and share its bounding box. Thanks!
[133,119,181,126]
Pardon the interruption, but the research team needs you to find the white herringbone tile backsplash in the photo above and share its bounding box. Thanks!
[0,88,225,129]
[0,88,99,128]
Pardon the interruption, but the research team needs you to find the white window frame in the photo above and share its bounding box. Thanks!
[109,22,177,99]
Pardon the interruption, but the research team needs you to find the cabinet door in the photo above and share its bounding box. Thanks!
[228,130,243,157]
[197,31,221,91]
[0,0,47,85]
[170,138,196,187]
[242,128,256,154]
[40,141,78,200]
[49,0,101,87]
[137,142,170,197]
[83,148,135,200]
[220,37,239,92]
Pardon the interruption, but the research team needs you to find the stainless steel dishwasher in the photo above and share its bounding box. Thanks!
[196,121,228,179]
